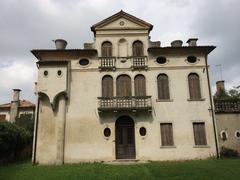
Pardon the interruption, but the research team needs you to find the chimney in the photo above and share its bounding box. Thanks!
[216,80,225,95]
[54,39,67,50]
[186,38,198,46]
[171,40,183,47]
[9,89,21,122]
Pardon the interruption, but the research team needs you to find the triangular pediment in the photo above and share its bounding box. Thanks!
[91,10,153,34]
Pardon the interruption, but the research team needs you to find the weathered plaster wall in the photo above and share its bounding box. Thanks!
[215,113,240,153]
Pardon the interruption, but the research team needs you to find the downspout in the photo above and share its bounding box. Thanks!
[205,54,220,158]
[32,96,40,164]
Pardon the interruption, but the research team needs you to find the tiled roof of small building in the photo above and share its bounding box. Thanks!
[0,100,35,109]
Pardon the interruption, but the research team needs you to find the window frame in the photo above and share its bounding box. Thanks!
[160,123,175,147]
[101,41,113,57]
[192,122,208,146]
[157,74,170,100]
[188,73,202,100]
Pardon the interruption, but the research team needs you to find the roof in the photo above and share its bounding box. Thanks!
[148,46,216,55]
[91,10,153,35]
[31,49,98,61]
[0,100,35,110]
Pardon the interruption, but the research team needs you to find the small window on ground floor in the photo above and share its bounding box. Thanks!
[193,122,207,145]
[160,123,174,146]
[0,114,6,121]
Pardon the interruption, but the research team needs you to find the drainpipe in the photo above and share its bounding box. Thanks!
[205,54,220,158]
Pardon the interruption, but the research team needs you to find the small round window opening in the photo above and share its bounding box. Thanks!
[43,70,48,77]
[156,56,167,64]
[57,70,62,76]
[104,128,111,137]
[79,59,90,66]
[235,131,240,139]
[139,127,146,136]
[187,56,197,63]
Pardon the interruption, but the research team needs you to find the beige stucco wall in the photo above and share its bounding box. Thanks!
[215,113,240,153]
[34,15,217,164]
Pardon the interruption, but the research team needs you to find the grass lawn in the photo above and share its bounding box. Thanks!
[0,158,239,180]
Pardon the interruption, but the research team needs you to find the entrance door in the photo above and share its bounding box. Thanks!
[115,116,136,159]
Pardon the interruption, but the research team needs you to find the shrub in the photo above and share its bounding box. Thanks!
[0,121,32,161]
[15,114,34,134]
[220,146,239,157]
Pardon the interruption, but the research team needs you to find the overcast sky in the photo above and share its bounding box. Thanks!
[0,0,239,103]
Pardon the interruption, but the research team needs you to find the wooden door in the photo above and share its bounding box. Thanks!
[115,117,136,159]
[116,75,131,97]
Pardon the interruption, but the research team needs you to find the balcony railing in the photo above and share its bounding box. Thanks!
[131,56,148,70]
[98,96,152,112]
[99,57,116,71]
[214,100,240,113]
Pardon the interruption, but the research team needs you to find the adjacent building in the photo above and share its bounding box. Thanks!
[31,11,218,164]
[0,89,35,122]
[214,81,240,154]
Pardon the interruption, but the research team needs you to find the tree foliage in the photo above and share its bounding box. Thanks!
[214,86,240,100]
[0,121,32,159]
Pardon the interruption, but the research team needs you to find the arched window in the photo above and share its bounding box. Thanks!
[101,41,112,57]
[134,75,146,96]
[102,75,113,97]
[188,73,201,99]
[116,75,131,97]
[132,41,143,56]
[157,74,170,99]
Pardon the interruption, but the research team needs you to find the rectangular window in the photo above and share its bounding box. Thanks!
[0,114,6,121]
[160,123,174,146]
[193,122,207,145]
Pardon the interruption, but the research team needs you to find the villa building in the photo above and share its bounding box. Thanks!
[31,11,218,164]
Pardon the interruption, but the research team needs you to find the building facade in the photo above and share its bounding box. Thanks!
[0,89,35,122]
[32,11,218,164]
[214,81,240,154]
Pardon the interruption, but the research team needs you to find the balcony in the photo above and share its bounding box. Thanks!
[130,56,148,70]
[98,96,152,112]
[99,57,116,71]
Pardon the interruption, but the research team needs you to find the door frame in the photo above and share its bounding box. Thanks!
[115,115,136,159]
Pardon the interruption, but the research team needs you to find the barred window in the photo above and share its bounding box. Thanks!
[101,41,112,57]
[157,74,170,99]
[160,123,174,146]
[188,73,201,100]
[193,122,207,145]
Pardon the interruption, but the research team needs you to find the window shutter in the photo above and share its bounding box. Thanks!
[102,42,112,57]
[188,73,201,99]
[102,76,113,97]
[117,75,131,97]
[193,122,207,145]
[160,123,174,146]
[133,41,143,56]
[157,74,170,99]
[134,75,146,96]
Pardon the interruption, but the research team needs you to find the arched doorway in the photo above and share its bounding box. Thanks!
[115,116,136,159]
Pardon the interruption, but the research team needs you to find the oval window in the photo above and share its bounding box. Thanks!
[235,131,240,139]
[139,127,146,136]
[79,59,90,66]
[43,70,48,76]
[57,70,62,76]
[156,56,167,64]
[187,56,197,63]
[104,128,111,137]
